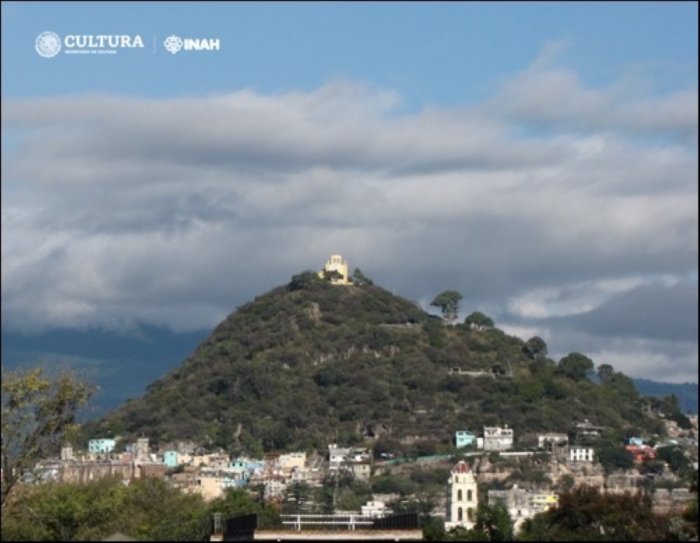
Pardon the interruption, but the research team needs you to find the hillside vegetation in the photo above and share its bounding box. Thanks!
[87,272,674,455]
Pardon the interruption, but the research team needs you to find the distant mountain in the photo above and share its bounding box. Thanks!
[1,325,209,419]
[84,272,683,455]
[633,379,697,415]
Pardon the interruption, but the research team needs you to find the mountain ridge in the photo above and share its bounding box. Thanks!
[81,272,688,453]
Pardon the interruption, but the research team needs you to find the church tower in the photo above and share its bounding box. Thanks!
[319,254,350,284]
[445,460,478,530]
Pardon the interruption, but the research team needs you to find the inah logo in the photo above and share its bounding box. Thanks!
[164,35,183,54]
[35,31,62,58]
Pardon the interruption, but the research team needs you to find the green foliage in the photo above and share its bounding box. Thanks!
[596,442,635,474]
[208,488,280,529]
[473,501,514,541]
[352,268,374,286]
[522,336,547,360]
[465,311,495,330]
[1,476,211,541]
[371,473,416,496]
[518,486,677,541]
[1,367,92,507]
[655,445,691,476]
[85,274,666,456]
[556,352,594,382]
[431,290,463,323]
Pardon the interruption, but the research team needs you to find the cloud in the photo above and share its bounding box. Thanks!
[488,41,698,143]
[2,49,697,382]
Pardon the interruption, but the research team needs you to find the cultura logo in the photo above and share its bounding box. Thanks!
[35,31,62,58]
[163,35,183,55]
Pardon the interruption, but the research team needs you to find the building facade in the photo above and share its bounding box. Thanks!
[445,461,478,531]
[455,431,476,448]
[319,254,350,284]
[483,426,514,451]
[569,447,595,462]
[88,438,116,454]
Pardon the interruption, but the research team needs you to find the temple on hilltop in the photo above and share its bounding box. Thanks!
[318,254,350,284]
[445,460,478,531]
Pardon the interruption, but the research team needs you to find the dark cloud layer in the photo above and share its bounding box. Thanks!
[2,54,697,382]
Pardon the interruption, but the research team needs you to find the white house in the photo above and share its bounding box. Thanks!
[483,425,514,451]
[569,447,595,462]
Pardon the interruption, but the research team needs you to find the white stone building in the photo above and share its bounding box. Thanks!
[483,425,514,451]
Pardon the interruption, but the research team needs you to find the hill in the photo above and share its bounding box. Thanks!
[633,378,698,415]
[87,272,678,455]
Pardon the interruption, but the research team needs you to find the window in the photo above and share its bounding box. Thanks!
[467,489,473,501]
[458,507,463,521]
[458,489,463,501]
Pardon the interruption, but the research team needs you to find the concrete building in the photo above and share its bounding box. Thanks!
[134,438,150,462]
[319,254,350,284]
[488,487,559,532]
[445,461,478,531]
[483,426,514,451]
[88,438,117,454]
[455,431,476,448]
[163,451,179,468]
[537,433,569,452]
[569,447,595,462]
[328,444,351,471]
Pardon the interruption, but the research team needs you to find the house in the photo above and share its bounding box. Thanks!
[574,420,604,442]
[625,444,656,464]
[627,437,646,447]
[445,461,478,531]
[483,425,514,451]
[537,433,569,452]
[328,444,351,471]
[488,487,559,532]
[569,447,595,462]
[318,254,350,284]
[163,451,178,468]
[488,487,531,530]
[88,438,117,454]
[278,452,306,473]
[351,462,371,481]
[455,431,476,448]
[361,500,391,518]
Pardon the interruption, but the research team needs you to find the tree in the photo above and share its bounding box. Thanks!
[464,312,495,331]
[472,501,514,541]
[209,488,281,529]
[555,352,594,382]
[522,336,547,360]
[597,363,615,384]
[352,268,373,286]
[518,486,673,541]
[287,271,319,291]
[1,475,212,541]
[322,269,344,282]
[431,290,463,323]
[1,367,92,507]
[596,442,634,474]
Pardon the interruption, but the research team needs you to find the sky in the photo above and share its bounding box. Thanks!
[1,1,698,384]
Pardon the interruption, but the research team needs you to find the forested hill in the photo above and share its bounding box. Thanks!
[87,271,682,455]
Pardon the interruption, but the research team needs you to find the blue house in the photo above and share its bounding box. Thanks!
[455,431,476,448]
[163,451,178,468]
[627,437,646,447]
